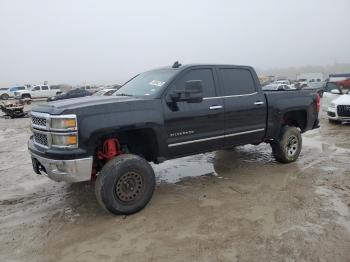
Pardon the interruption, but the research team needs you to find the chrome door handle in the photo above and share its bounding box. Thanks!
[209,105,223,110]
[254,101,264,105]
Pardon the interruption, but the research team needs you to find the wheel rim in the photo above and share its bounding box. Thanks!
[115,171,144,202]
[286,135,298,157]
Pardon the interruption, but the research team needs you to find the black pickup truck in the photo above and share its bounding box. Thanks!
[29,63,320,214]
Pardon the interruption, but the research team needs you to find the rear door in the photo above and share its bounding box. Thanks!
[163,67,225,156]
[217,67,267,146]
[41,85,50,97]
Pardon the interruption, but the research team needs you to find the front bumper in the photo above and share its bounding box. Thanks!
[30,151,93,183]
[327,107,350,122]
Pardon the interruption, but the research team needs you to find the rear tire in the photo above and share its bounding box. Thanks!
[95,154,156,215]
[271,126,302,163]
[1,94,9,100]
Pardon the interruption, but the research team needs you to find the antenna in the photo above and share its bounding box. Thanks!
[172,61,182,68]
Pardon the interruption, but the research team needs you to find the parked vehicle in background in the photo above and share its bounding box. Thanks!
[335,78,350,89]
[15,85,62,99]
[329,73,350,83]
[47,88,92,102]
[28,63,320,215]
[327,89,350,123]
[322,82,343,111]
[0,86,28,100]
[297,72,324,83]
[262,83,292,91]
[93,89,117,96]
[79,85,101,93]
[274,80,291,85]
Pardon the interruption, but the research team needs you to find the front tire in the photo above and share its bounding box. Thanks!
[271,126,302,163]
[1,94,9,100]
[95,154,156,215]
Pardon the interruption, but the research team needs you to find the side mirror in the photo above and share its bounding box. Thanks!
[330,89,341,94]
[170,80,203,103]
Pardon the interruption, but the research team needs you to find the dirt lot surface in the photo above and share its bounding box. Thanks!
[0,102,349,262]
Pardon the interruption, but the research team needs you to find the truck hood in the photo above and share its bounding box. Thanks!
[333,94,350,105]
[32,95,155,115]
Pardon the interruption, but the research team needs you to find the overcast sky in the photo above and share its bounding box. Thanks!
[0,0,349,87]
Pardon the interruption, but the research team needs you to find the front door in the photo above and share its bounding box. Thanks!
[163,68,225,157]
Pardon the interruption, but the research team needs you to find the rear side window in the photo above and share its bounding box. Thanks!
[174,69,216,98]
[219,68,256,96]
[42,86,49,90]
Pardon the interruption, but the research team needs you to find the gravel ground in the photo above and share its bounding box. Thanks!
[0,102,349,262]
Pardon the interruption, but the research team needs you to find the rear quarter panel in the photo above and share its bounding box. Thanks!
[264,90,319,139]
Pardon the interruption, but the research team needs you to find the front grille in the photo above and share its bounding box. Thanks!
[32,116,47,127]
[34,132,48,147]
[337,105,350,117]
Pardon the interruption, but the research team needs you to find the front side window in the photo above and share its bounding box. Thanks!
[33,86,41,91]
[116,69,178,97]
[219,68,256,96]
[172,69,216,98]
[10,87,18,91]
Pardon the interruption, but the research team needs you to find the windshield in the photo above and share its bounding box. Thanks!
[115,69,177,97]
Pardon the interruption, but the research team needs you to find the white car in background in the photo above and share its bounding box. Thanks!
[327,88,350,123]
[274,80,291,85]
[0,86,28,100]
[321,82,343,111]
[262,83,292,91]
[14,85,62,99]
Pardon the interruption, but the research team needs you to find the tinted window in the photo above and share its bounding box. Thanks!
[9,87,18,91]
[219,68,256,96]
[174,69,216,97]
[325,82,339,92]
[18,86,25,90]
[33,86,41,91]
[42,86,49,90]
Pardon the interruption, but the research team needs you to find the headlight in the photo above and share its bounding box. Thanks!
[50,115,77,131]
[51,133,78,148]
[330,103,336,108]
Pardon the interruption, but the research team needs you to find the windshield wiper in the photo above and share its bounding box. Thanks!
[115,93,133,97]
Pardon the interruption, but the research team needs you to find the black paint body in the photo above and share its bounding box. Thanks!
[28,64,320,162]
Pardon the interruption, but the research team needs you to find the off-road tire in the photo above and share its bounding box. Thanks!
[1,94,9,100]
[95,154,155,215]
[271,126,302,163]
